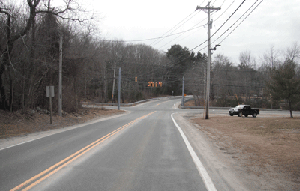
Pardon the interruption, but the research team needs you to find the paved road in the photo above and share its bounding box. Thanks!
[1,97,213,191]
[2,97,299,191]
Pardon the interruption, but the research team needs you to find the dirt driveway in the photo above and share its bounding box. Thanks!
[182,112,300,190]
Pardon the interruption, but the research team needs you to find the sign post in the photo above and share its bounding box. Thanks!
[46,86,55,124]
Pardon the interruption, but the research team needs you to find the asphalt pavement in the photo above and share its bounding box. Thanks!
[2,97,298,191]
[1,97,212,191]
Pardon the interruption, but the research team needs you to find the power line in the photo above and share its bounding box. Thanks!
[158,23,207,49]
[219,0,229,7]
[150,10,198,46]
[189,0,238,52]
[159,13,210,49]
[158,13,209,49]
[100,24,203,43]
[211,0,247,38]
[149,0,210,47]
[215,0,263,45]
[195,0,263,52]
[214,0,236,22]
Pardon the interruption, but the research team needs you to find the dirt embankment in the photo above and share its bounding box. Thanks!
[189,115,300,190]
[0,108,124,139]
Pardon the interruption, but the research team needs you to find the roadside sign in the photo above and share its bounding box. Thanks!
[46,86,55,97]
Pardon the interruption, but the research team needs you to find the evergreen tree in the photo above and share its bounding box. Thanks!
[267,59,300,117]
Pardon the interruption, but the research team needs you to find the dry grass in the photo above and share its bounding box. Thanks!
[191,115,300,186]
[0,108,124,139]
[210,116,300,136]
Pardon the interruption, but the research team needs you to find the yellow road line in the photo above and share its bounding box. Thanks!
[11,111,156,191]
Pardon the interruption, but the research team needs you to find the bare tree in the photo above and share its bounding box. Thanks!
[0,0,89,111]
[286,42,300,62]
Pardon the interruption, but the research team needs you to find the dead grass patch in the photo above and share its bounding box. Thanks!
[190,115,300,186]
[0,108,124,139]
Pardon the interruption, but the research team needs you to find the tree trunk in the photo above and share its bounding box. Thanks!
[9,78,13,112]
[289,100,293,118]
[22,62,26,112]
[103,62,107,102]
[0,76,7,110]
[0,13,11,110]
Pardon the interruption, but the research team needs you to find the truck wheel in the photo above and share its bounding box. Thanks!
[238,112,242,117]
[245,115,248,117]
[253,113,257,118]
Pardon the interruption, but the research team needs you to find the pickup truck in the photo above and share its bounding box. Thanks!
[229,105,259,118]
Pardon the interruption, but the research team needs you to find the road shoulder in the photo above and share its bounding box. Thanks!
[173,112,265,191]
[0,110,129,151]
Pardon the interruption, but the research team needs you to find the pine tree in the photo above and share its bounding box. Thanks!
[267,59,300,118]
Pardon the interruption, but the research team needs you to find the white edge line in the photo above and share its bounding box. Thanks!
[171,113,217,191]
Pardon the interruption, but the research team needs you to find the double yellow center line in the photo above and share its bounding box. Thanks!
[11,111,156,191]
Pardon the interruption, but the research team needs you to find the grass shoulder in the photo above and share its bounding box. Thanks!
[190,115,300,189]
[0,108,124,139]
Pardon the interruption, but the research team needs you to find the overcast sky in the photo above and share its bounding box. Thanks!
[57,0,300,64]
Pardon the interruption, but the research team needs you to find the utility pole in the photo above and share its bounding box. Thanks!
[112,68,116,102]
[118,67,121,110]
[58,32,62,117]
[181,76,184,107]
[196,1,220,119]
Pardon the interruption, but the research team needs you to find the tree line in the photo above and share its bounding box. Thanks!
[1,1,299,117]
[0,0,169,113]
[184,45,300,117]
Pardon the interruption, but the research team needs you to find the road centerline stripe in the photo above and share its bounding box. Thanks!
[10,111,156,191]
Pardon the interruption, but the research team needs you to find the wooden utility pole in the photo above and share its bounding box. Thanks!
[112,69,116,102]
[118,67,121,110]
[58,33,62,116]
[196,1,220,119]
[181,76,184,107]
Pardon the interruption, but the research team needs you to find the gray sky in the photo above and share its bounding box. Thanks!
[66,0,300,64]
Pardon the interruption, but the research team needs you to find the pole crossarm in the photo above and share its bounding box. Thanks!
[196,6,221,11]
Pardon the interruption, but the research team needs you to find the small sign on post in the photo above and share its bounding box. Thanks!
[46,86,54,124]
[46,86,54,98]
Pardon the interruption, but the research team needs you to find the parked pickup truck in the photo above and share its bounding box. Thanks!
[229,105,259,118]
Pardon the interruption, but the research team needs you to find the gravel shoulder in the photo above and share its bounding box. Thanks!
[176,112,299,191]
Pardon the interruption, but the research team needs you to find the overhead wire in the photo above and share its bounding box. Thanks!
[195,0,262,52]
[214,0,236,22]
[149,0,209,47]
[219,0,228,7]
[211,0,247,38]
[161,13,210,48]
[100,23,204,43]
[184,0,235,52]
[115,0,266,90]
[212,0,261,45]
[158,21,207,50]
[100,9,201,44]
[150,10,198,46]
[100,2,209,51]
[103,1,260,81]
[216,0,264,45]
